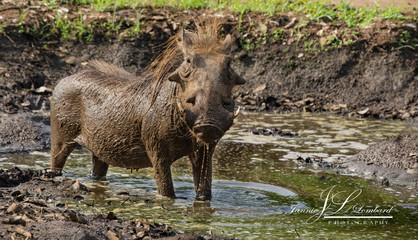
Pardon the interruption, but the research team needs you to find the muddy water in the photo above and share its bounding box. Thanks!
[1,112,417,239]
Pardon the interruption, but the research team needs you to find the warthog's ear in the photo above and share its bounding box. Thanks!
[231,68,246,85]
[220,34,233,54]
[179,29,193,55]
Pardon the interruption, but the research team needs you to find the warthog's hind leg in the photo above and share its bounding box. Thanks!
[91,154,109,178]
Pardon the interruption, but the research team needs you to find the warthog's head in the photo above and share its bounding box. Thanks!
[168,30,246,143]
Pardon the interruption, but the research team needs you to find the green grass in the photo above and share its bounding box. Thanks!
[6,0,413,46]
[41,0,409,28]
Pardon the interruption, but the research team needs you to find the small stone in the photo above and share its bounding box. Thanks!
[56,203,66,208]
[357,108,369,115]
[72,230,97,240]
[67,211,78,222]
[65,56,77,65]
[77,214,88,224]
[72,179,89,192]
[106,212,117,220]
[105,230,119,240]
[400,112,410,119]
[252,84,266,93]
[6,203,23,214]
[73,195,84,200]
[15,227,32,238]
[6,216,27,226]
[34,86,53,94]
[137,231,146,238]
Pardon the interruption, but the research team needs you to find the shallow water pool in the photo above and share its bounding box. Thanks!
[1,112,417,239]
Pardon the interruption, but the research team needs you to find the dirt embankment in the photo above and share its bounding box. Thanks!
[342,133,418,184]
[0,3,416,117]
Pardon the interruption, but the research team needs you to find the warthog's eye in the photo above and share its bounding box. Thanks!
[186,96,196,105]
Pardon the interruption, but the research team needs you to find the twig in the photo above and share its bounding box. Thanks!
[295,228,301,237]
[394,45,416,51]
[121,197,130,205]
[4,33,15,44]
[0,6,20,12]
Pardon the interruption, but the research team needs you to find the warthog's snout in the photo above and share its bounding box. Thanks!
[193,121,225,143]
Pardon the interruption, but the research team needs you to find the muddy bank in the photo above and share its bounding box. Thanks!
[341,133,418,184]
[0,167,232,240]
[0,4,417,119]
[0,113,50,153]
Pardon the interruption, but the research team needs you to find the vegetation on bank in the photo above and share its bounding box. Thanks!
[41,0,415,26]
[1,0,417,52]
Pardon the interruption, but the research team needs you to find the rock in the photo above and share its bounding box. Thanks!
[252,84,266,93]
[6,203,23,214]
[106,211,117,220]
[66,211,78,222]
[106,230,119,240]
[15,227,32,238]
[34,86,53,94]
[65,56,77,65]
[245,128,299,137]
[3,216,27,226]
[400,112,411,119]
[72,230,97,240]
[137,231,147,238]
[11,190,27,197]
[71,179,89,192]
[357,108,369,115]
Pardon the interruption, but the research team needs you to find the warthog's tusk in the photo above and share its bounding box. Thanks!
[234,106,241,118]
[177,99,184,114]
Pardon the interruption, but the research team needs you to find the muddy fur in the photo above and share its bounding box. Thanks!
[50,20,245,200]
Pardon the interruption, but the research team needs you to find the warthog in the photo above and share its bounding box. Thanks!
[50,21,245,200]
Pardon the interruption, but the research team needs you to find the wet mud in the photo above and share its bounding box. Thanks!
[342,133,418,184]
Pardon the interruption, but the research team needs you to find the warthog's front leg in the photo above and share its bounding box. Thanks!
[152,159,175,198]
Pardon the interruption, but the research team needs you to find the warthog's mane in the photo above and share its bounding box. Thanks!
[87,18,227,109]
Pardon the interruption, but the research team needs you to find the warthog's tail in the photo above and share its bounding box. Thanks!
[87,60,137,81]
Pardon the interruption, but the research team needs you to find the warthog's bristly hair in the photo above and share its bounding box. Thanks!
[147,18,226,103]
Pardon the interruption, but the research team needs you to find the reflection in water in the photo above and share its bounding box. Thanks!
[0,112,416,239]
